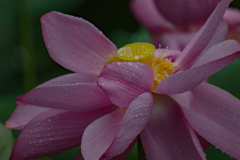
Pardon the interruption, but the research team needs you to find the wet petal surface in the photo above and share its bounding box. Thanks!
[98,62,153,108]
[41,11,117,75]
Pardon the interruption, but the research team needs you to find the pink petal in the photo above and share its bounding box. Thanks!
[154,0,218,28]
[81,109,125,160]
[6,105,50,129]
[130,0,175,33]
[200,21,228,54]
[150,33,195,51]
[197,133,211,150]
[191,40,240,68]
[155,42,240,94]
[110,138,137,160]
[16,83,112,112]
[102,93,153,159]
[154,49,181,57]
[38,73,97,87]
[174,0,233,70]
[81,93,153,160]
[140,93,206,160]
[227,30,240,42]
[6,73,99,129]
[171,83,240,159]
[10,106,116,160]
[77,139,137,160]
[97,62,154,108]
[154,49,181,63]
[164,33,195,51]
[41,11,117,75]
[223,8,240,30]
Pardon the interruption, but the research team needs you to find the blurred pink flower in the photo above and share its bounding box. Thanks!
[5,0,240,159]
[130,0,240,50]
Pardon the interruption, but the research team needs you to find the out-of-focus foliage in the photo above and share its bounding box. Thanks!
[209,59,240,97]
[0,0,240,159]
[0,123,14,160]
[205,145,235,160]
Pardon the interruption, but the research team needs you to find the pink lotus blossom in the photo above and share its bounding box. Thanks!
[130,0,240,50]
[5,0,240,159]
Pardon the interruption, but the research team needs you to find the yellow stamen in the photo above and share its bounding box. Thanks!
[117,43,154,60]
[152,53,174,91]
[107,42,175,92]
[108,43,155,67]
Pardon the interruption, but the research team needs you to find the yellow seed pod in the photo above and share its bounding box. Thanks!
[116,43,155,66]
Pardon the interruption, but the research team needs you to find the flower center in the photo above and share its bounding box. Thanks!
[108,42,175,91]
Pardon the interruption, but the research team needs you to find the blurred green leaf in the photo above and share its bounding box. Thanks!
[0,123,14,160]
[127,142,138,160]
[30,0,87,18]
[109,27,151,48]
[237,95,240,99]
[0,93,21,123]
[205,145,235,160]
[209,59,240,96]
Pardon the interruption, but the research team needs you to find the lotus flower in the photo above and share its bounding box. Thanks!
[130,0,240,50]
[5,0,240,159]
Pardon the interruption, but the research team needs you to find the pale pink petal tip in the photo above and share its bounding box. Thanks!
[41,11,117,76]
